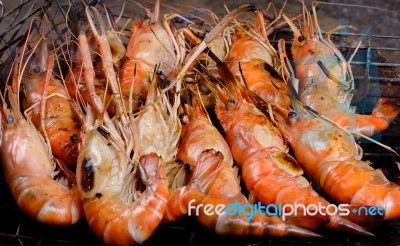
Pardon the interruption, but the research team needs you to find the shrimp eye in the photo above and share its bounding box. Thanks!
[298,36,306,46]
[6,115,13,124]
[32,65,41,74]
[179,113,189,125]
[226,98,236,110]
[81,157,95,192]
[70,134,78,143]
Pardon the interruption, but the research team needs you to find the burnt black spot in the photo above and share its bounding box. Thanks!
[70,134,78,143]
[95,193,103,198]
[157,70,170,89]
[263,63,284,80]
[279,153,302,173]
[81,157,95,192]
[97,126,111,139]
[6,115,13,124]
[198,31,206,39]
[321,97,324,100]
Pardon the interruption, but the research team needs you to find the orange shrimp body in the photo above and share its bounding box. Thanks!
[227,30,291,109]
[21,66,81,168]
[165,149,318,237]
[77,125,169,245]
[0,93,83,225]
[119,3,177,110]
[284,11,399,136]
[176,102,233,168]
[278,114,400,224]
[163,100,234,222]
[213,69,371,234]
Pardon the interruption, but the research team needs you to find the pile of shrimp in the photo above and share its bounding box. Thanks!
[0,0,399,245]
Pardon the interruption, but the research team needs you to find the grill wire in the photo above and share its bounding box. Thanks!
[0,1,399,245]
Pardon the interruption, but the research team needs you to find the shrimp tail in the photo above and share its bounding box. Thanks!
[338,205,384,229]
[372,98,400,123]
[327,213,377,236]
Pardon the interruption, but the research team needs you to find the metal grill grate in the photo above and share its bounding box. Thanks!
[0,1,399,245]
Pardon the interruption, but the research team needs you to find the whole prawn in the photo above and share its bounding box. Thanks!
[0,85,83,225]
[226,11,291,112]
[15,36,81,169]
[283,4,399,137]
[210,60,371,235]
[274,42,400,227]
[176,98,233,169]
[76,108,169,245]
[119,0,182,111]
[276,101,400,227]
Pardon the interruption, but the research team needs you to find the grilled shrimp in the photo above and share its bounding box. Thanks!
[211,62,371,235]
[16,40,81,169]
[0,88,83,225]
[162,97,319,237]
[227,11,291,111]
[166,148,319,237]
[163,96,233,222]
[76,110,168,245]
[274,44,400,227]
[119,0,181,111]
[176,99,233,168]
[133,3,256,162]
[276,107,400,227]
[283,5,399,137]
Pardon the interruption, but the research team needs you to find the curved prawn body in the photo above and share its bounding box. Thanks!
[227,13,291,109]
[277,111,400,226]
[0,91,83,225]
[176,101,233,168]
[165,149,319,237]
[283,7,399,136]
[119,0,179,110]
[77,122,168,245]
[212,67,371,234]
[17,42,81,168]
